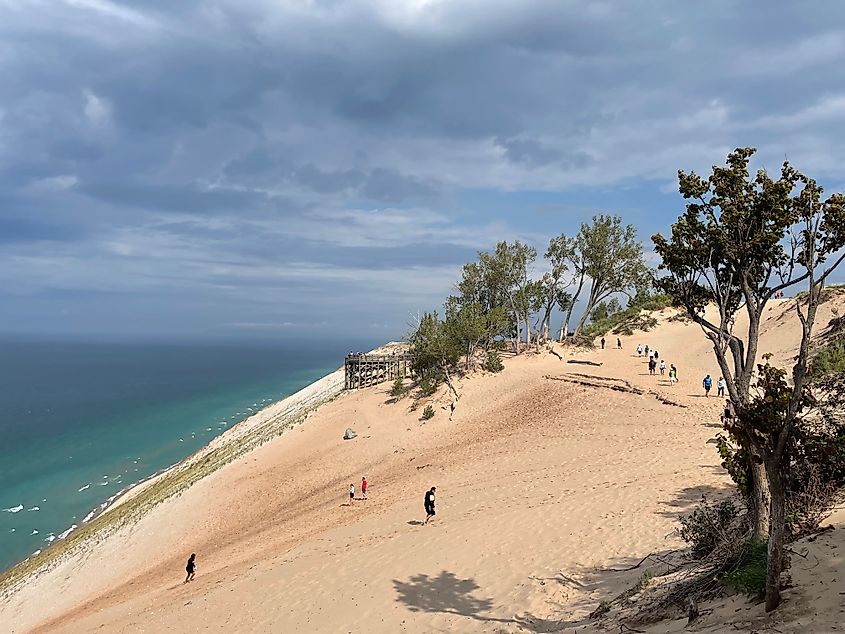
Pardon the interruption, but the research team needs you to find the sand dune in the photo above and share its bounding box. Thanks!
[2,296,843,633]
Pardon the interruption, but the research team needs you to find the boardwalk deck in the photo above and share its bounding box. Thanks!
[344,353,412,389]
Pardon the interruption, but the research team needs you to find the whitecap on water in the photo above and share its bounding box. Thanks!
[57,525,77,540]
[30,529,39,535]
[27,506,40,512]
[3,505,24,513]
[78,483,91,492]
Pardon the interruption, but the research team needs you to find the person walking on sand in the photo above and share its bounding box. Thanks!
[185,553,196,583]
[669,364,678,385]
[717,376,725,397]
[653,350,659,360]
[349,483,355,504]
[601,337,606,350]
[659,359,666,376]
[644,344,650,357]
[617,337,622,349]
[361,476,368,500]
[637,344,643,357]
[648,357,656,375]
[703,374,713,397]
[424,486,436,524]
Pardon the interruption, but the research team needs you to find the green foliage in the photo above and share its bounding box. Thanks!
[810,339,845,378]
[720,539,768,599]
[714,434,751,495]
[418,376,437,396]
[678,497,741,559]
[421,405,435,420]
[573,214,649,333]
[409,312,461,387]
[484,351,504,373]
[390,377,406,398]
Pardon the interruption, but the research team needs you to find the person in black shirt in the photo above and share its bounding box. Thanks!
[424,486,436,525]
[185,553,196,583]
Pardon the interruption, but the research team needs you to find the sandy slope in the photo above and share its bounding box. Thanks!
[2,296,843,633]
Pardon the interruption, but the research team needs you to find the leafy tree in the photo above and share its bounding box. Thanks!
[573,215,648,334]
[474,241,542,351]
[653,147,845,611]
[443,300,508,369]
[539,235,575,341]
[409,312,461,390]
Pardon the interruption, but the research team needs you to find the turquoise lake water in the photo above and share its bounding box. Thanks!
[0,338,376,572]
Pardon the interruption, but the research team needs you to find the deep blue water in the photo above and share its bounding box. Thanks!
[0,338,375,572]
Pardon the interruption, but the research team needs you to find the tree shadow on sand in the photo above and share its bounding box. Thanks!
[393,571,504,622]
[392,570,598,631]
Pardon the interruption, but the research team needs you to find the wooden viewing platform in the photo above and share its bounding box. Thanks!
[344,353,413,389]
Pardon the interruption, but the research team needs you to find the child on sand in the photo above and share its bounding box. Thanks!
[659,359,666,375]
[703,374,712,397]
[185,553,196,583]
[361,476,368,500]
[349,483,355,504]
[424,486,436,524]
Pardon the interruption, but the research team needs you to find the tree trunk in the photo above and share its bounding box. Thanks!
[764,456,786,612]
[750,459,771,540]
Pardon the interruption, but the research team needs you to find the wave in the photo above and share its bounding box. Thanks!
[27,506,40,512]
[57,525,77,540]
[30,529,39,535]
[3,504,24,513]
[78,484,91,492]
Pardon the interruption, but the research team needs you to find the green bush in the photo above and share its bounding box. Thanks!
[389,377,406,398]
[484,351,504,373]
[678,497,740,559]
[421,405,435,420]
[719,538,768,599]
[810,339,845,378]
[419,376,438,396]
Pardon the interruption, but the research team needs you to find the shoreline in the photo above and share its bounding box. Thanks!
[0,355,353,592]
[1,341,404,590]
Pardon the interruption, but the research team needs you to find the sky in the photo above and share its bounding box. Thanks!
[2,0,845,341]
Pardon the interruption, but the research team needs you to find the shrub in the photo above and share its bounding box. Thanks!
[786,464,841,537]
[484,351,504,373]
[810,339,845,378]
[678,497,741,559]
[389,377,406,398]
[421,405,435,420]
[419,376,438,396]
[719,538,768,599]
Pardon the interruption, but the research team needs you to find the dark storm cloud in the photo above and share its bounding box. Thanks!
[1,0,845,337]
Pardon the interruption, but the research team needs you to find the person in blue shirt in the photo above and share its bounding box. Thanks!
[703,374,713,397]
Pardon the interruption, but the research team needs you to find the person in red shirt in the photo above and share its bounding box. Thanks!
[361,476,368,500]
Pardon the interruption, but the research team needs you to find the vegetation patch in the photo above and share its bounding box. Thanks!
[719,538,768,599]
[483,351,504,373]
[678,497,742,559]
[420,405,435,420]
